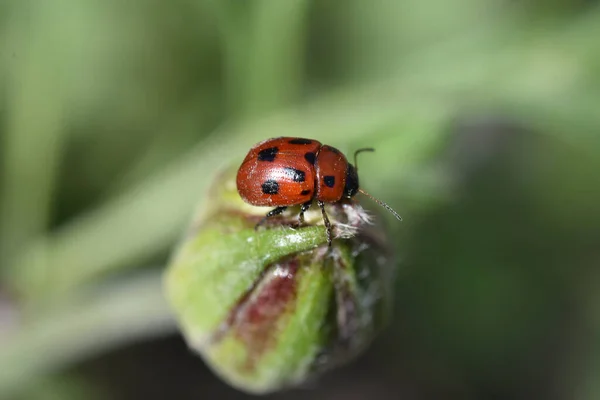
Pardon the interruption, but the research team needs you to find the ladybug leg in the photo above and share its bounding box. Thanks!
[298,201,312,225]
[255,206,287,230]
[317,200,333,247]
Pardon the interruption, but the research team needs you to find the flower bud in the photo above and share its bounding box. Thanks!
[163,165,396,394]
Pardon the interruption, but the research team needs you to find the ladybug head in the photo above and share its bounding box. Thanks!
[344,164,359,198]
[343,147,373,199]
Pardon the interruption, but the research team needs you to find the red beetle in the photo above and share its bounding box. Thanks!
[236,137,401,245]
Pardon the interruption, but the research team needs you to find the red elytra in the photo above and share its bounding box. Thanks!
[236,137,401,246]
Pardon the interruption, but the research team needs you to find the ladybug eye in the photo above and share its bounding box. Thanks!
[343,164,359,198]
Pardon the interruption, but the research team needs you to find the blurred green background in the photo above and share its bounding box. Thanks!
[1,0,600,399]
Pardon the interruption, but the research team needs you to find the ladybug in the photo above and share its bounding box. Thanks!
[236,137,401,246]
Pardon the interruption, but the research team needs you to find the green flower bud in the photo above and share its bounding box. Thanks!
[163,165,396,394]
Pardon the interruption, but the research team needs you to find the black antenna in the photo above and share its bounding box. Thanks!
[358,189,402,221]
[352,147,402,221]
[353,148,374,170]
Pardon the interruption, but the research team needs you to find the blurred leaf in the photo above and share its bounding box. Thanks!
[0,271,173,398]
[0,2,72,261]
[16,374,108,400]
[211,0,310,117]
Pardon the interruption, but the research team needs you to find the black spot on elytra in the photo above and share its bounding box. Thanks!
[258,147,278,162]
[288,138,313,145]
[304,152,316,165]
[261,180,279,195]
[284,167,306,182]
[324,176,336,188]
[300,189,311,196]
